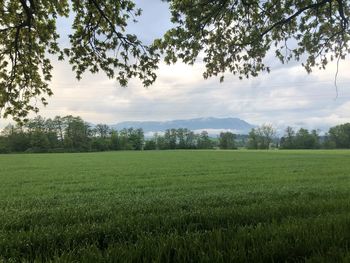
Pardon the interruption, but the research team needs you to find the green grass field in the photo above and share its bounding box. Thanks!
[0,150,350,262]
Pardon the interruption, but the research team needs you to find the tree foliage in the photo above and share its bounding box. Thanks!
[158,0,350,82]
[327,123,350,148]
[158,128,210,150]
[280,127,320,149]
[0,0,159,122]
[1,116,350,152]
[0,115,145,152]
[248,124,276,149]
[219,131,236,149]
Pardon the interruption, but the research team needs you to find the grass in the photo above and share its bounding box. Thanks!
[0,150,350,262]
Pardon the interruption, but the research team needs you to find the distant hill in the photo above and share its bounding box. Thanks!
[111,117,255,135]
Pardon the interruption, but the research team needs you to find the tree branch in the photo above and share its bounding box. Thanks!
[336,0,349,29]
[260,0,331,38]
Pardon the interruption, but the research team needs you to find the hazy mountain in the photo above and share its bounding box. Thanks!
[111,117,255,135]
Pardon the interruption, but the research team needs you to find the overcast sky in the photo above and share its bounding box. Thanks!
[1,0,350,132]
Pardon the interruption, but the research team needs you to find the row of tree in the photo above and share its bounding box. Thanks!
[0,116,144,153]
[0,116,237,153]
[144,129,236,150]
[280,127,320,149]
[249,123,350,150]
[1,116,350,153]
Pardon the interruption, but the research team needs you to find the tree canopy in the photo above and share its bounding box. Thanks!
[1,0,349,122]
[158,0,349,80]
[0,0,159,122]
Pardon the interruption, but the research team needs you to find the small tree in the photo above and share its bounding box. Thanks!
[219,132,236,149]
[280,126,296,149]
[328,123,350,148]
[197,131,213,149]
[248,124,276,149]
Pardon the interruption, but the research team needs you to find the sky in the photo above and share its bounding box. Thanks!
[1,0,350,132]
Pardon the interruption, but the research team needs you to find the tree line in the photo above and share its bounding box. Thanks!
[144,129,237,150]
[249,124,350,150]
[0,116,144,153]
[1,116,350,153]
[0,115,237,153]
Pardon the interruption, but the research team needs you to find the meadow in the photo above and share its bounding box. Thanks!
[0,150,350,262]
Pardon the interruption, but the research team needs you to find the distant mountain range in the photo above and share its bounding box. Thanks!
[111,117,255,135]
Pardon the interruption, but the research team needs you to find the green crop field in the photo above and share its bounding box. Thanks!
[0,150,350,262]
